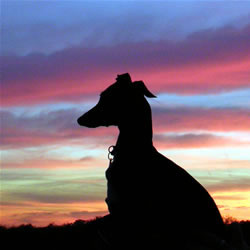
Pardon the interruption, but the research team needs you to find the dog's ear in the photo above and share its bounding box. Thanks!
[116,73,132,84]
[133,81,156,98]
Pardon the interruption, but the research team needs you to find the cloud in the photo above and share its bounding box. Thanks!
[1,201,34,207]
[69,210,107,219]
[153,133,245,149]
[213,196,245,201]
[79,156,94,162]
[0,109,117,149]
[5,209,108,227]
[3,1,250,56]
[1,107,249,150]
[236,206,250,209]
[8,191,103,204]
[2,24,250,106]
[3,176,106,204]
[153,107,250,132]
[206,177,250,192]
[2,158,99,169]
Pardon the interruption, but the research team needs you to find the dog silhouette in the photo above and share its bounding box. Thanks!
[77,73,226,247]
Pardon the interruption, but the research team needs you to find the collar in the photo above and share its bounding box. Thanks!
[108,145,116,163]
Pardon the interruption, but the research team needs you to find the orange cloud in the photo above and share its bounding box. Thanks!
[0,201,107,227]
[211,191,250,221]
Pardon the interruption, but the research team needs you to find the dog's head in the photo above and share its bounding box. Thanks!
[77,73,156,128]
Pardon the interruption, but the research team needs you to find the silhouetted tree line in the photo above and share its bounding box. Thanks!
[1,215,249,250]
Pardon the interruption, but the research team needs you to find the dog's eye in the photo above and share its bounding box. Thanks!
[98,96,113,108]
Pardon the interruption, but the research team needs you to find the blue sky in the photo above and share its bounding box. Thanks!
[2,1,250,55]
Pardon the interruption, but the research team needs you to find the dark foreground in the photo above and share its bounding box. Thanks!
[1,215,250,250]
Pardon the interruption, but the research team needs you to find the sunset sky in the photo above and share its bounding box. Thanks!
[1,0,250,227]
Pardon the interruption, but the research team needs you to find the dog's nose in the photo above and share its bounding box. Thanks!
[77,106,101,128]
[77,115,85,126]
[77,112,92,127]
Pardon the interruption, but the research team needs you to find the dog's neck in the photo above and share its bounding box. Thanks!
[115,100,154,154]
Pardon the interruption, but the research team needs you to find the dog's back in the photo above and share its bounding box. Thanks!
[151,149,225,236]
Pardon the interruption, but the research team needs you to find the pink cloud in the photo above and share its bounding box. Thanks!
[2,24,250,106]
[153,107,250,132]
[153,133,245,149]
[1,107,249,150]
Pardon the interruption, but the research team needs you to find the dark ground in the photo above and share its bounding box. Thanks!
[1,215,249,250]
